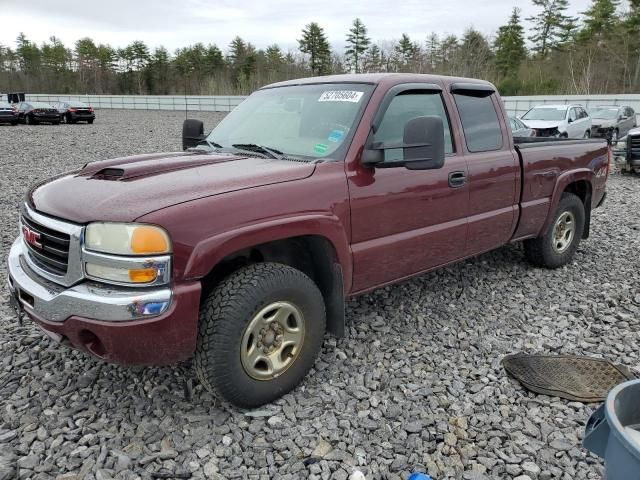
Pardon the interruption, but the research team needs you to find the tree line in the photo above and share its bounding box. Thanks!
[1,0,638,96]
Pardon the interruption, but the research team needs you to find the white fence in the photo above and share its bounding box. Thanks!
[23,93,640,118]
[24,94,246,112]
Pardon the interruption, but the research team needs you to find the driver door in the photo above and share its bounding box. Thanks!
[348,87,469,292]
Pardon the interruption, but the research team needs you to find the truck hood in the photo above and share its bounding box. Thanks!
[29,151,316,223]
[521,120,562,129]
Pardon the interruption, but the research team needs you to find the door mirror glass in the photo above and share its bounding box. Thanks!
[363,116,445,170]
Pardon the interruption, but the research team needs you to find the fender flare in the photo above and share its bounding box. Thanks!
[539,168,594,235]
[183,214,353,292]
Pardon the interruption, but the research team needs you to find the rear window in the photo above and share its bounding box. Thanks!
[0,102,11,108]
[30,102,53,108]
[453,93,503,152]
[69,102,88,107]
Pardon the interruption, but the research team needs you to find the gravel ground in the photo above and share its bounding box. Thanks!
[1,110,639,480]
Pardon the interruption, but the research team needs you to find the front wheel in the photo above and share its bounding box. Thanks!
[524,192,585,269]
[195,263,326,408]
[583,130,591,138]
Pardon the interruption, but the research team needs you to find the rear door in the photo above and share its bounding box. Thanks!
[450,86,519,256]
[567,107,580,138]
[348,84,469,292]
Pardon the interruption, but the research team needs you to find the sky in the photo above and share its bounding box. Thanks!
[0,0,610,53]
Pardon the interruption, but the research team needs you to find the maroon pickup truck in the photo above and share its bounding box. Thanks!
[7,74,609,407]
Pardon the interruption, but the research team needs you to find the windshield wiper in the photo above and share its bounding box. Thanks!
[195,138,223,151]
[231,143,284,159]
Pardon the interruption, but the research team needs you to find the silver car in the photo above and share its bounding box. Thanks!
[509,116,535,137]
[590,105,637,143]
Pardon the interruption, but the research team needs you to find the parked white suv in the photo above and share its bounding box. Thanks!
[521,104,592,139]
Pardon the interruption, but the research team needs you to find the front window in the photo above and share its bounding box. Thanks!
[204,83,374,161]
[590,108,619,120]
[522,107,568,121]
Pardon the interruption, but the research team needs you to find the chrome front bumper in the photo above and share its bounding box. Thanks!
[7,238,172,322]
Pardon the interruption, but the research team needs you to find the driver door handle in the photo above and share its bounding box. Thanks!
[448,171,466,188]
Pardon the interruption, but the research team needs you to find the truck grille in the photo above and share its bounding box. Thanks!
[21,214,70,276]
[630,134,640,158]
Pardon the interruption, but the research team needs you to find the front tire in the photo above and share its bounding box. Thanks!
[195,263,326,408]
[524,192,585,269]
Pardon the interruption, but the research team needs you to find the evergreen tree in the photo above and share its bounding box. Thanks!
[345,18,371,73]
[579,0,620,39]
[362,44,382,72]
[395,33,415,67]
[527,0,577,56]
[298,22,332,74]
[494,8,528,77]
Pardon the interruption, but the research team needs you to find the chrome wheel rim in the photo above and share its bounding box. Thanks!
[552,211,576,254]
[241,301,305,381]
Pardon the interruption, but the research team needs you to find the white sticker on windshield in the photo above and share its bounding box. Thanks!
[318,91,364,103]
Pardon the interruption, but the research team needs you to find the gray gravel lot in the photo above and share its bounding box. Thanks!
[1,110,639,480]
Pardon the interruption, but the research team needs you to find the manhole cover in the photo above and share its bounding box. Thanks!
[502,354,637,403]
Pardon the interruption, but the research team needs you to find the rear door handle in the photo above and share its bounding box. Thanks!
[448,171,466,188]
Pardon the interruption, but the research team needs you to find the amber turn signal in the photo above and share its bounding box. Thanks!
[128,268,158,283]
[131,226,170,254]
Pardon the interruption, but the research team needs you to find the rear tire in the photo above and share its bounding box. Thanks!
[524,192,585,269]
[195,262,326,408]
[88,119,94,124]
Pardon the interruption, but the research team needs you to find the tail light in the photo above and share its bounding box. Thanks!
[88,106,94,112]
[68,108,77,112]
[11,106,17,112]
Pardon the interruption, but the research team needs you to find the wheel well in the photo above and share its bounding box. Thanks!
[200,235,345,337]
[563,180,592,239]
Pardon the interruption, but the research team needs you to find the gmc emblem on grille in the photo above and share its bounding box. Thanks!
[22,225,42,249]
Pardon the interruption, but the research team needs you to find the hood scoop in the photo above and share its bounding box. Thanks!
[80,152,246,181]
[92,168,125,180]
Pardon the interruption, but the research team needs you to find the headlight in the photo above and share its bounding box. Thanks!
[84,223,171,285]
[85,223,171,256]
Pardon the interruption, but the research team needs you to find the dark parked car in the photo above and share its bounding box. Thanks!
[509,116,535,137]
[53,101,95,124]
[0,101,18,125]
[16,102,60,125]
[590,105,637,142]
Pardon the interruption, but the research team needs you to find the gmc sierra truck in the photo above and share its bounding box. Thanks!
[7,74,609,408]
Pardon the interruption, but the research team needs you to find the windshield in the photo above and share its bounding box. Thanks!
[205,83,374,160]
[522,107,567,121]
[590,108,619,120]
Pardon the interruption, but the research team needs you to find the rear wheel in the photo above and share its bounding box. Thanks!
[88,119,94,124]
[524,192,585,269]
[195,262,326,408]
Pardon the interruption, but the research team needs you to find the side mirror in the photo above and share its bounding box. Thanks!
[362,116,445,170]
[182,119,206,150]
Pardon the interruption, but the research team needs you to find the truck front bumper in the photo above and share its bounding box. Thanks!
[7,238,201,365]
